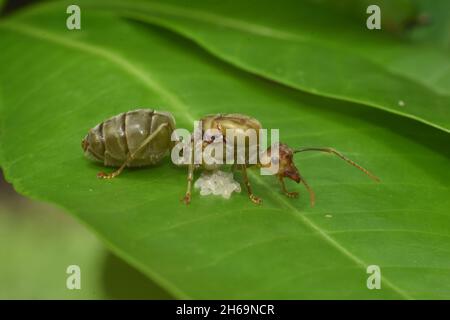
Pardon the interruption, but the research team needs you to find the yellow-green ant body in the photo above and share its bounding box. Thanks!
[82,109,379,205]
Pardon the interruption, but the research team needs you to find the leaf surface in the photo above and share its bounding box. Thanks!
[0,201,172,299]
[90,0,450,132]
[0,5,449,299]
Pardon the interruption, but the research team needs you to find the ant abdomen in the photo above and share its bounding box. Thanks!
[82,109,176,168]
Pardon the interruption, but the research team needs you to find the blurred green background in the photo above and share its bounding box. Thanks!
[0,172,173,299]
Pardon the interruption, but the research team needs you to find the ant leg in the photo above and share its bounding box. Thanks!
[297,171,316,207]
[181,163,194,205]
[97,160,128,180]
[278,176,299,198]
[97,123,168,179]
[240,164,262,204]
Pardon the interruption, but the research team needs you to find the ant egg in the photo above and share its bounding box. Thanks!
[194,170,241,199]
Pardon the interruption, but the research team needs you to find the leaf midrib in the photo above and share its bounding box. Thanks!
[0,20,413,300]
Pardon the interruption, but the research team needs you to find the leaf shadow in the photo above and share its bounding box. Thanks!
[101,251,174,300]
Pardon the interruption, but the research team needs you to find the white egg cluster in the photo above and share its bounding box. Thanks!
[194,170,241,199]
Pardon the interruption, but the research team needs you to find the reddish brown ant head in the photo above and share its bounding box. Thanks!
[279,144,301,183]
[266,143,301,183]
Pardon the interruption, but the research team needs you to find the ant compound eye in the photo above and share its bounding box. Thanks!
[204,130,223,144]
[210,133,223,143]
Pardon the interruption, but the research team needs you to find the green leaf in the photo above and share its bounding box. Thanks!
[1,5,449,299]
[87,0,450,132]
[410,0,450,49]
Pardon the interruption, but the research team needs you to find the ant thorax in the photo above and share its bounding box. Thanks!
[170,120,280,175]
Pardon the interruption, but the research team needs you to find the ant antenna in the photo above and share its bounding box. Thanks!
[294,147,380,182]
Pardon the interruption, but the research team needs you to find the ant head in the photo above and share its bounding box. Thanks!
[201,128,224,149]
[267,143,301,183]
